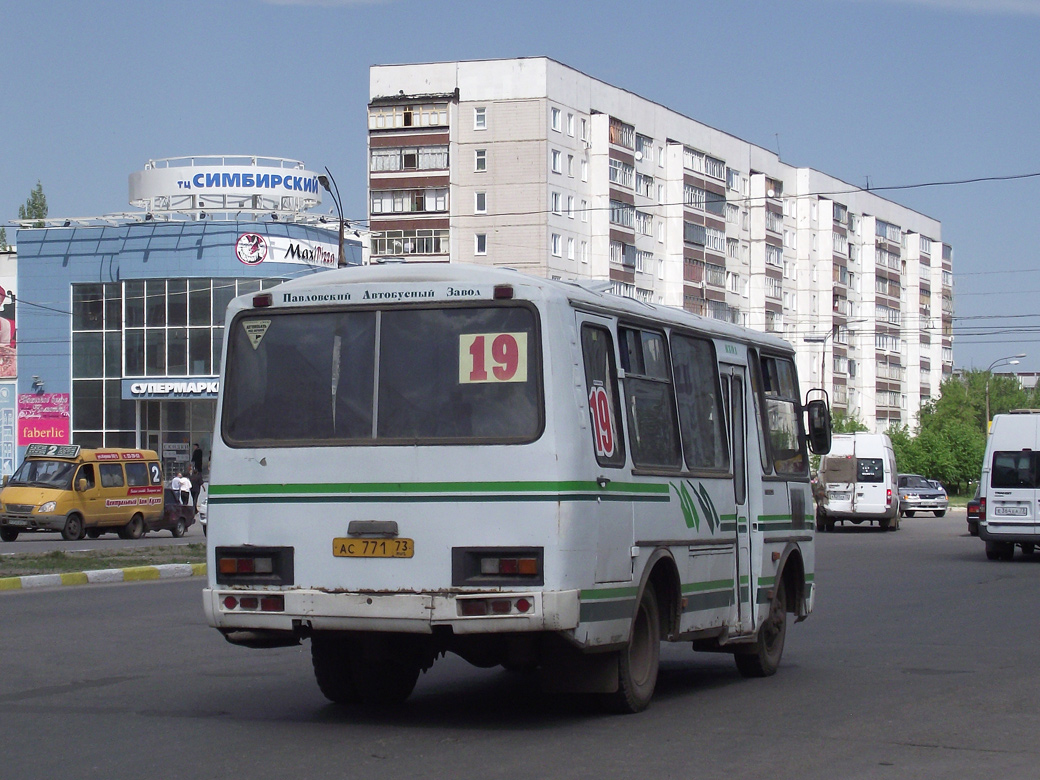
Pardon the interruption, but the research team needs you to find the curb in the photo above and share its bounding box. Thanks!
[0,562,207,591]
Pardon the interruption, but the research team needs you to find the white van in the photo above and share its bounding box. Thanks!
[815,433,899,531]
[979,411,1040,560]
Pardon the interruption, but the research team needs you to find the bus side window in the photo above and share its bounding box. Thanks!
[99,463,126,489]
[580,325,626,467]
[618,326,682,470]
[757,353,809,476]
[671,334,728,471]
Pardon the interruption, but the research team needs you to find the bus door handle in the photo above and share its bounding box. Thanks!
[347,520,399,538]
[596,476,611,489]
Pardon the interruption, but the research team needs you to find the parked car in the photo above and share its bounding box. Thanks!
[966,486,981,536]
[144,488,196,538]
[897,474,949,517]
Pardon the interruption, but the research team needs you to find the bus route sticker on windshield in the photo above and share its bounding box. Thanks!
[459,332,528,384]
[242,320,272,350]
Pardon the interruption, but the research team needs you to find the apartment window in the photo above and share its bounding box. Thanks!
[475,149,487,172]
[581,159,588,182]
[609,159,634,188]
[370,187,449,214]
[636,134,653,163]
[567,154,574,177]
[580,117,588,141]
[474,107,487,130]
[580,199,588,222]
[683,147,704,173]
[609,117,635,149]
[567,196,574,218]
[551,233,562,257]
[567,238,575,260]
[704,156,725,180]
[567,113,575,136]
[610,200,635,228]
[551,191,562,215]
[475,233,487,255]
[636,211,653,236]
[551,149,562,174]
[636,173,654,198]
[368,102,448,129]
[475,191,486,214]
[581,241,589,264]
[370,146,448,172]
[551,107,562,132]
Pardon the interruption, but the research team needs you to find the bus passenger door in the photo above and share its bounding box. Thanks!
[578,316,632,583]
[721,366,754,634]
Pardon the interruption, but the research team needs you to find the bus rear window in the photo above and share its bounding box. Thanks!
[222,304,542,446]
[857,458,884,483]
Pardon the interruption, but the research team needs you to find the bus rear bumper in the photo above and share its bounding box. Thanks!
[203,587,581,637]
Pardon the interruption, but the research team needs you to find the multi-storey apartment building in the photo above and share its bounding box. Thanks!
[367,57,954,431]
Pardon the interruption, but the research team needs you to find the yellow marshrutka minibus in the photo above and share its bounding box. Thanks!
[0,445,164,541]
[203,264,831,713]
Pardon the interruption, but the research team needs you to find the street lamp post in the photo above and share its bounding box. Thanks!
[318,167,346,268]
[984,353,1026,433]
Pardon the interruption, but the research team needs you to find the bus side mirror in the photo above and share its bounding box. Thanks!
[806,398,832,455]
[77,478,89,492]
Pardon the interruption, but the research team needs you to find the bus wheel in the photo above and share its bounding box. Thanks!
[351,635,422,707]
[735,577,787,678]
[0,527,18,542]
[119,514,144,540]
[311,633,360,705]
[62,514,86,541]
[605,585,660,714]
[171,519,186,538]
[879,517,891,532]
[1021,544,1035,556]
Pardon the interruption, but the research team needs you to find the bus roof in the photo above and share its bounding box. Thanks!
[236,262,795,354]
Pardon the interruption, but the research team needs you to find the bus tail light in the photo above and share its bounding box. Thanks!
[452,548,544,586]
[886,488,893,507]
[215,547,294,586]
[457,595,534,617]
[980,496,987,521]
[221,594,285,612]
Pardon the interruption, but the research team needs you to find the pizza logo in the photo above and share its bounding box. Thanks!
[236,233,268,265]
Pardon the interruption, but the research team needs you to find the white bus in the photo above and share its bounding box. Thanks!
[203,263,831,713]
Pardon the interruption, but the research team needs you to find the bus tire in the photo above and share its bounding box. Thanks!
[879,517,890,532]
[119,514,144,540]
[62,514,86,541]
[311,633,360,705]
[0,527,18,542]
[735,576,787,678]
[171,519,186,538]
[605,585,660,714]
[351,635,422,707]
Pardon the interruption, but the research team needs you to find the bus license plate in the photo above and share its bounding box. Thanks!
[993,506,1028,517]
[829,492,850,501]
[333,538,414,558]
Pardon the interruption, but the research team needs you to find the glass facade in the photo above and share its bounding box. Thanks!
[70,278,282,466]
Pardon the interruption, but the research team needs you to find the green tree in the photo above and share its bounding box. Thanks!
[831,409,868,433]
[18,181,47,228]
[0,227,7,251]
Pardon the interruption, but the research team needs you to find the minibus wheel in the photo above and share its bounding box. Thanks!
[118,514,144,540]
[605,584,660,714]
[61,514,86,541]
[735,576,787,678]
[0,527,18,542]
[171,519,187,538]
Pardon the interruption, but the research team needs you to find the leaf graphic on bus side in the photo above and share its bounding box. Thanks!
[694,482,721,534]
[672,480,700,531]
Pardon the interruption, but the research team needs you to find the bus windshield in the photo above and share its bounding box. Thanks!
[222,304,543,446]
[9,459,78,490]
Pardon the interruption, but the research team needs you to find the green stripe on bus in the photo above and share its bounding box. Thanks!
[210,480,670,497]
[681,578,734,594]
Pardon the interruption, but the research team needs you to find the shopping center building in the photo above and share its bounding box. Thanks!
[7,156,362,478]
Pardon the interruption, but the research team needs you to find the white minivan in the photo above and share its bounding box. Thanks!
[815,433,900,532]
[979,411,1040,560]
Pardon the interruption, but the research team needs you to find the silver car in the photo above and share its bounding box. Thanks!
[898,474,949,517]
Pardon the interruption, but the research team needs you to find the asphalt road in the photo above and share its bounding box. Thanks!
[1,507,1037,780]
[0,512,205,555]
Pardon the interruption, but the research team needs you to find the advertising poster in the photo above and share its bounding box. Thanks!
[0,256,15,377]
[0,383,15,476]
[18,392,70,445]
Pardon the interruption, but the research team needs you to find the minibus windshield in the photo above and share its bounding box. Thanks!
[9,459,77,490]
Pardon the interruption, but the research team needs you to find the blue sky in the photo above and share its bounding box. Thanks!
[4,0,1039,373]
